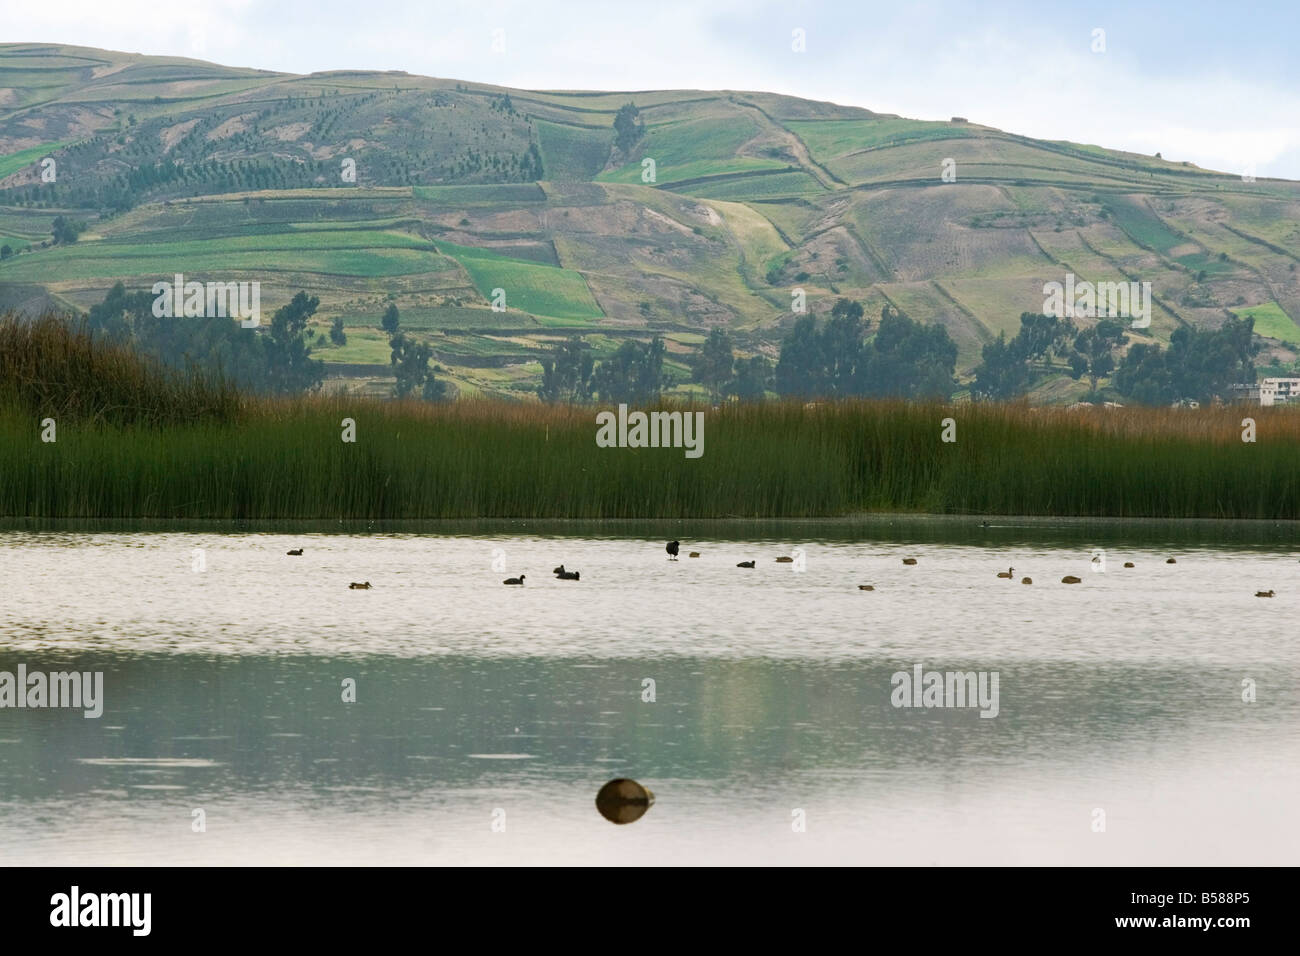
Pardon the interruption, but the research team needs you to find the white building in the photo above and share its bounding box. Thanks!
[1260,377,1300,406]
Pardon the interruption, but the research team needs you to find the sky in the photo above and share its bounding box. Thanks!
[5,0,1299,179]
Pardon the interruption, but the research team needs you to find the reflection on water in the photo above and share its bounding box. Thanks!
[0,522,1297,864]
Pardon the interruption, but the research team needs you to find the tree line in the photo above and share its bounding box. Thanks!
[535,298,960,403]
[972,312,1258,404]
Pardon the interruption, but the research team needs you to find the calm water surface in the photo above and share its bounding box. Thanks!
[1,518,1296,864]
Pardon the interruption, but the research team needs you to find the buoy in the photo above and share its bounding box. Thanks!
[596,778,655,825]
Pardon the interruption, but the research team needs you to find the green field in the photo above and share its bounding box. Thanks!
[1235,301,1300,344]
[1106,199,1186,254]
[0,244,445,280]
[414,183,547,203]
[789,119,973,160]
[0,141,73,178]
[430,239,603,320]
[534,120,610,181]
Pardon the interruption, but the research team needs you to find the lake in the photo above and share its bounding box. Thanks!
[1,517,1296,865]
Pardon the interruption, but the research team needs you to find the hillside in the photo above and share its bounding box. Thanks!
[1,42,1298,400]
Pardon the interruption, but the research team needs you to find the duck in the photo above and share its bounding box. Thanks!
[902,558,918,565]
[286,548,303,556]
[557,570,580,581]
[348,581,372,589]
[775,556,794,563]
[688,552,700,558]
[553,564,565,574]
[736,560,755,568]
[858,585,875,591]
[666,541,680,559]
[1123,562,1135,568]
[996,567,1015,578]
[503,575,526,586]
[1021,577,1032,585]
[1061,575,1082,584]
[1255,590,1275,598]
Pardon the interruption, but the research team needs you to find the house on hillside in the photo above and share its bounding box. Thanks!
[1261,377,1300,405]
[1230,378,1300,405]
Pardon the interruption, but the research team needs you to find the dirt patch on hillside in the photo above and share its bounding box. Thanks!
[642,207,693,236]
[160,119,200,151]
[268,122,312,141]
[207,114,254,141]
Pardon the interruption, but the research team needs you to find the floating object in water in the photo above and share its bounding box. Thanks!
[596,778,655,825]
[1061,575,1082,584]
[996,567,1015,578]
[1123,562,1135,568]
[666,541,680,559]
[553,564,565,575]
[688,552,700,558]
[775,556,794,563]
[858,585,875,591]
[1255,590,1275,598]
[348,581,372,589]
[902,558,918,565]
[1166,558,1177,564]
[556,570,580,581]
[1021,577,1032,585]
[286,548,303,556]
[503,575,525,586]
[737,560,755,568]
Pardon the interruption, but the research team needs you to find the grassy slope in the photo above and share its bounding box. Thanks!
[0,43,1297,400]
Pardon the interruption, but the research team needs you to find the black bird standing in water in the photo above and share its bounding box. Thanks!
[666,541,680,560]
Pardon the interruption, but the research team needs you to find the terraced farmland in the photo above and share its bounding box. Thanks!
[0,41,1297,399]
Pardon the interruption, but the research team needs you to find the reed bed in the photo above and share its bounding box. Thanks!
[0,312,239,427]
[1,313,1297,519]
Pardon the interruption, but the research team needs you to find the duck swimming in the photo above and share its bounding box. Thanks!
[348,581,371,589]
[996,567,1014,578]
[557,570,580,581]
[286,548,303,556]
[503,575,526,586]
[736,560,755,568]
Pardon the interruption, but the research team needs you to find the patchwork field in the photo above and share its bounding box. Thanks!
[1,42,1297,398]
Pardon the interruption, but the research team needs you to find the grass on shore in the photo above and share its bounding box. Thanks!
[2,312,1297,520]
